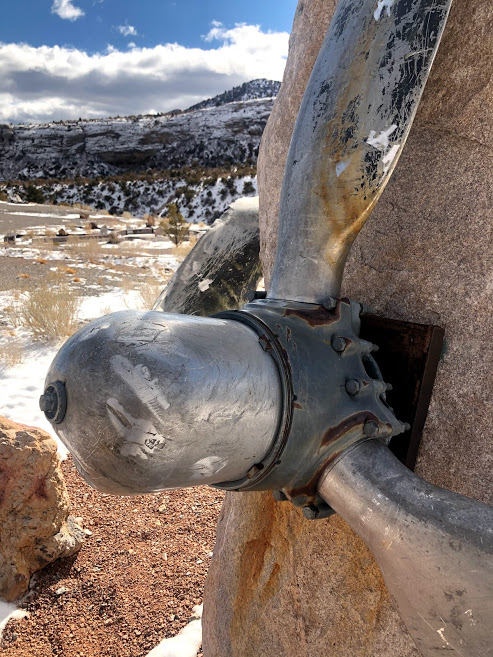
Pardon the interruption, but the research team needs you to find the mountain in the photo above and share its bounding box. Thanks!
[0,80,280,183]
[187,79,281,111]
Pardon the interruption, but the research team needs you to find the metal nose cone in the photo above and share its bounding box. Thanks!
[44,309,282,495]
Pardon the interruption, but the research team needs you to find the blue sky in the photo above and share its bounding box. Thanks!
[0,0,297,123]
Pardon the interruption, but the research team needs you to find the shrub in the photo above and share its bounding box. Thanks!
[25,185,45,204]
[242,180,255,195]
[20,275,80,340]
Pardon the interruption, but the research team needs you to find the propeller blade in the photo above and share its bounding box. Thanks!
[319,440,493,656]
[154,197,261,316]
[268,0,453,303]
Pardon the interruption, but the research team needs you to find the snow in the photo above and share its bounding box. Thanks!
[0,602,29,640]
[146,605,203,657]
[5,212,80,219]
[0,284,163,457]
[1,343,68,457]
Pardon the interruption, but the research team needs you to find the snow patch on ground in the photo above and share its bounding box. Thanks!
[146,605,203,657]
[0,602,29,640]
[0,285,156,457]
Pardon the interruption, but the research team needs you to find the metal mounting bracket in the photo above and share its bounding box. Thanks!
[360,316,445,471]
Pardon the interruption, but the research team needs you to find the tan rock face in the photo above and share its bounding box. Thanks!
[0,416,84,602]
[203,0,493,655]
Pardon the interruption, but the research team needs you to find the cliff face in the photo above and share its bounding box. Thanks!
[0,98,273,182]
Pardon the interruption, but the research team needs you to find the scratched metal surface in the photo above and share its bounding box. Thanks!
[268,0,453,303]
[319,440,493,656]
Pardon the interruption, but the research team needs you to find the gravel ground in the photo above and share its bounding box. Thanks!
[0,202,111,235]
[1,457,224,657]
[0,256,128,295]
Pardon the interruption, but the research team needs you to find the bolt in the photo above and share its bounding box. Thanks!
[332,336,347,353]
[322,297,337,311]
[302,505,320,520]
[39,392,54,414]
[385,383,393,392]
[272,490,288,502]
[364,420,380,438]
[345,379,361,396]
[39,381,67,424]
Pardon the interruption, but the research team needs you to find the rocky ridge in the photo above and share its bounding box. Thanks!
[0,80,278,183]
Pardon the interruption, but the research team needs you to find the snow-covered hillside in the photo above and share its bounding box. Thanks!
[188,79,280,111]
[2,170,257,223]
[0,97,274,182]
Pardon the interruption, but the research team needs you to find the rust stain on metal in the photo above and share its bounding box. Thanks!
[283,304,340,327]
[321,411,377,448]
[293,402,303,410]
[287,411,380,502]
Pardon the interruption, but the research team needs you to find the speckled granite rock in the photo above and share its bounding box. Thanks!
[0,416,84,602]
[203,0,493,655]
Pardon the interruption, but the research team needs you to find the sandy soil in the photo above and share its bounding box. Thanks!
[1,457,224,657]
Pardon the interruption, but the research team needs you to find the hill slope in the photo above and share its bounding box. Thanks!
[0,80,279,183]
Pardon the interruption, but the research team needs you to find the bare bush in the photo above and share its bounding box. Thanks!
[20,275,80,341]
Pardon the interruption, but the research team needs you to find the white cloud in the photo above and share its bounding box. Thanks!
[0,22,289,124]
[118,24,138,37]
[51,0,85,21]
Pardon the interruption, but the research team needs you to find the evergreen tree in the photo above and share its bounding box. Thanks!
[25,185,45,204]
[161,203,188,246]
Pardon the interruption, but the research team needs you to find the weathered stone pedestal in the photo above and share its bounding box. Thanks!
[203,1,492,655]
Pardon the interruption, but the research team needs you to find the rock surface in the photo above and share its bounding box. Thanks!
[203,1,493,656]
[0,416,84,602]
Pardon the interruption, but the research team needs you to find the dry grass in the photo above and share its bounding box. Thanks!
[169,238,197,258]
[0,341,24,368]
[20,273,80,340]
[66,237,103,260]
[2,291,24,329]
[138,281,167,310]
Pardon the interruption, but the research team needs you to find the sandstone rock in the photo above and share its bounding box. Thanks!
[0,416,84,602]
[203,1,493,655]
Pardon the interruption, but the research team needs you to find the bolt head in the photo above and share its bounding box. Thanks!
[322,297,337,311]
[40,381,67,424]
[364,420,380,438]
[302,505,320,520]
[332,336,347,353]
[272,490,288,502]
[345,379,361,396]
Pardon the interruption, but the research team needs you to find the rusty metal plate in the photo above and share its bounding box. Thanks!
[360,315,444,471]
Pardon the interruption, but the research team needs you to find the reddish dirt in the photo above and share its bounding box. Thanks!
[1,457,224,657]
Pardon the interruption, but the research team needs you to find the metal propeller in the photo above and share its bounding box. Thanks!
[41,1,493,655]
